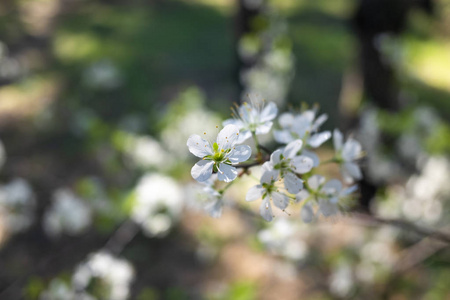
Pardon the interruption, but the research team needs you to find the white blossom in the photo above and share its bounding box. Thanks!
[132,173,183,237]
[298,176,356,221]
[223,94,278,143]
[246,170,290,222]
[124,134,171,169]
[72,251,134,300]
[185,175,223,218]
[43,188,92,237]
[187,124,251,183]
[329,263,354,297]
[258,218,308,261]
[39,278,94,300]
[82,59,122,90]
[263,139,314,194]
[0,178,35,234]
[333,129,363,183]
[274,110,331,148]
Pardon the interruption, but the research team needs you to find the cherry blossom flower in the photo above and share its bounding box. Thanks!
[187,175,223,218]
[223,94,278,143]
[187,125,251,182]
[263,139,314,194]
[246,170,290,222]
[132,173,182,237]
[258,218,308,261]
[297,175,357,222]
[274,110,331,148]
[73,251,134,300]
[43,188,92,237]
[0,178,35,234]
[333,129,363,183]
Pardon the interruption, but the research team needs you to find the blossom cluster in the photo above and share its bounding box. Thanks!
[187,95,363,222]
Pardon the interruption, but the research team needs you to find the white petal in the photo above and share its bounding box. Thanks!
[296,190,310,202]
[228,145,252,163]
[217,124,239,150]
[222,118,244,129]
[329,196,339,204]
[187,135,213,158]
[308,131,331,148]
[292,116,310,138]
[343,162,362,181]
[291,155,314,174]
[283,139,303,159]
[342,185,358,196]
[217,163,238,182]
[278,112,294,128]
[205,199,223,218]
[307,175,325,190]
[333,129,343,151]
[322,179,343,196]
[284,173,303,194]
[342,138,362,161]
[246,185,265,201]
[273,130,293,144]
[255,122,273,135]
[341,169,354,184]
[271,192,290,210]
[191,160,214,182]
[301,110,315,123]
[312,113,328,131]
[236,130,252,143]
[319,198,339,216]
[261,170,279,184]
[259,198,273,222]
[203,185,220,196]
[302,149,320,167]
[270,149,283,165]
[261,161,274,172]
[301,203,314,223]
[260,102,278,122]
[238,103,253,123]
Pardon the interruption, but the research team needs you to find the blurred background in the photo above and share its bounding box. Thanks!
[0,0,449,299]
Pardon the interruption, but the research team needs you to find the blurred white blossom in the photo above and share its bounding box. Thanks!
[132,173,183,237]
[73,251,134,300]
[40,278,94,300]
[0,178,36,234]
[375,156,450,227]
[258,218,308,261]
[83,59,122,90]
[329,263,354,297]
[124,134,172,170]
[43,188,92,237]
[333,129,363,183]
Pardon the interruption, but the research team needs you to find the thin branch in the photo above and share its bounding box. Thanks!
[350,212,450,244]
[393,235,448,273]
[259,145,272,154]
[102,219,140,255]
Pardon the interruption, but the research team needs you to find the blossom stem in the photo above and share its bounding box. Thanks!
[251,130,262,158]
[219,180,236,194]
[320,158,338,165]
